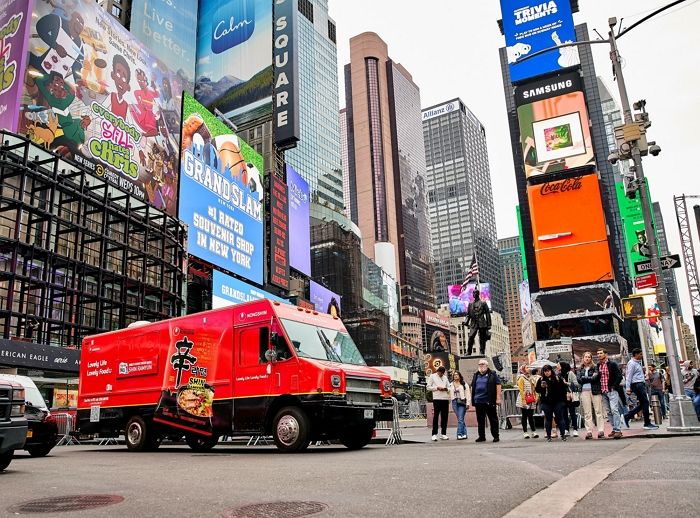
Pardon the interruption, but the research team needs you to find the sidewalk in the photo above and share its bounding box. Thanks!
[373,417,700,444]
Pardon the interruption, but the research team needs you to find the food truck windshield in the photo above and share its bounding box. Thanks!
[280,319,366,366]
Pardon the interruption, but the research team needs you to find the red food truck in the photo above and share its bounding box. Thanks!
[77,300,393,452]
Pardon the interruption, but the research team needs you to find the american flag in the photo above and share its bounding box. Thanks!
[461,255,479,291]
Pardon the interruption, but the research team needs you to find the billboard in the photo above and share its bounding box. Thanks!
[501,0,579,83]
[535,334,627,364]
[528,174,613,288]
[130,0,198,85]
[615,181,657,279]
[0,0,32,133]
[179,92,264,285]
[422,310,451,352]
[516,72,593,178]
[310,280,341,318]
[531,283,622,322]
[642,292,665,354]
[448,283,492,316]
[195,0,272,125]
[19,0,183,215]
[287,165,310,275]
[212,270,287,308]
[269,175,290,289]
[423,351,458,377]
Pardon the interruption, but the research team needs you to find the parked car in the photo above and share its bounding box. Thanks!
[0,375,58,457]
[0,380,27,471]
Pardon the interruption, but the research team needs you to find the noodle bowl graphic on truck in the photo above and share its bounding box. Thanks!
[77,300,393,452]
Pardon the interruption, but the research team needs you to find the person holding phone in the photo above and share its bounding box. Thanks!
[427,366,450,441]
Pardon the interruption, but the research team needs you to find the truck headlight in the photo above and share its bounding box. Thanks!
[330,374,341,388]
[11,388,25,417]
[382,380,392,393]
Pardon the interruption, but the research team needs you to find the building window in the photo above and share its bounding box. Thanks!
[328,20,336,43]
[298,0,314,22]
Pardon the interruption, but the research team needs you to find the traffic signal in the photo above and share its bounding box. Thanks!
[621,296,645,319]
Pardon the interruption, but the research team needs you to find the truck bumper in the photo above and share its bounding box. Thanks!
[0,421,28,454]
[302,399,394,437]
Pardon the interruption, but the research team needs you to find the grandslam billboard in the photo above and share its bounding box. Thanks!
[179,92,264,285]
[515,71,594,178]
[19,0,183,215]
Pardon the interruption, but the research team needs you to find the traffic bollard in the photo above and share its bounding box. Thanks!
[650,394,662,425]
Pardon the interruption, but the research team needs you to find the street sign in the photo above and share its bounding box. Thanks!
[560,336,573,345]
[621,296,645,319]
[635,272,658,290]
[634,254,681,274]
[545,344,572,354]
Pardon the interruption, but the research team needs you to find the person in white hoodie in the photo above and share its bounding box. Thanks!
[449,370,471,440]
[427,366,450,441]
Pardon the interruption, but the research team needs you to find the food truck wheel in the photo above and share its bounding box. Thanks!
[272,406,310,453]
[339,423,374,450]
[0,451,13,471]
[27,444,53,458]
[125,416,156,452]
[185,434,219,452]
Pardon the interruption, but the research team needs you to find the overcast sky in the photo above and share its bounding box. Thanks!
[329,0,700,322]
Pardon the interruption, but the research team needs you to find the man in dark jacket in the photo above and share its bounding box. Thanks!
[471,360,502,442]
[596,348,623,439]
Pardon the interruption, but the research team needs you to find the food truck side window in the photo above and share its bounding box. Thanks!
[238,327,269,366]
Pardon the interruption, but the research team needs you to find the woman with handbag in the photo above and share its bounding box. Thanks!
[558,361,581,437]
[449,370,471,440]
[516,365,539,439]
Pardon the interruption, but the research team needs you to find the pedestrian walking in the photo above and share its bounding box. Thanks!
[516,365,539,439]
[427,366,450,441]
[559,361,581,437]
[693,372,700,422]
[623,349,659,430]
[449,370,471,440]
[535,364,568,442]
[577,351,605,439]
[681,360,698,399]
[647,364,666,419]
[471,359,502,443]
[597,348,623,439]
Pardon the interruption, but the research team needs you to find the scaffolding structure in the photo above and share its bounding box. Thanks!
[0,132,187,348]
[674,195,700,316]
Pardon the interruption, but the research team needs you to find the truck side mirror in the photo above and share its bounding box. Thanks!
[264,349,278,363]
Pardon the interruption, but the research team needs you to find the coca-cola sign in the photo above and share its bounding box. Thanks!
[540,176,583,196]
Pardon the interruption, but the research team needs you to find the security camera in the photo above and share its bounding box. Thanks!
[648,142,661,157]
[608,151,619,165]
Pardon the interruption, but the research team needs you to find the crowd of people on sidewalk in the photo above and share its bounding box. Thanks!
[425,348,700,443]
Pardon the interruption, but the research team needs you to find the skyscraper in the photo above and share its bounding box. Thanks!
[422,98,503,317]
[284,0,344,211]
[344,32,434,317]
[499,236,526,366]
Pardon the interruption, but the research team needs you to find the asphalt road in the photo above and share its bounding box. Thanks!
[1,434,698,517]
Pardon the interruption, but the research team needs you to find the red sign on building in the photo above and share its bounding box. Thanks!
[634,272,658,290]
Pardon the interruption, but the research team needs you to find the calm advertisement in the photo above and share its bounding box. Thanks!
[0,0,32,132]
[179,92,264,285]
[310,280,341,318]
[130,0,198,85]
[448,283,491,316]
[422,310,451,352]
[212,270,287,308]
[501,0,579,83]
[195,0,272,125]
[287,165,310,275]
[19,0,182,215]
[516,72,593,178]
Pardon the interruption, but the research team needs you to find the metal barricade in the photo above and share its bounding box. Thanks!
[54,413,80,446]
[375,397,402,445]
[499,388,521,430]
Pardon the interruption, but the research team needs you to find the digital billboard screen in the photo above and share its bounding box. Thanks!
[130,0,198,86]
[212,270,287,308]
[195,0,272,125]
[422,310,451,352]
[528,174,613,289]
[516,72,593,178]
[20,0,183,216]
[448,283,491,316]
[287,165,310,276]
[0,0,32,133]
[615,181,658,279]
[310,280,341,318]
[179,92,264,285]
[500,0,579,83]
[531,283,622,322]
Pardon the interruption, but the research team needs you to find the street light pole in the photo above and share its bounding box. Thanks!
[606,18,696,430]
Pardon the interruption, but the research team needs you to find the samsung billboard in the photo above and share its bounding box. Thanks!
[179,92,264,285]
[500,0,579,83]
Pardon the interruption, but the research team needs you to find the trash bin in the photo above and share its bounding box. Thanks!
[650,394,662,425]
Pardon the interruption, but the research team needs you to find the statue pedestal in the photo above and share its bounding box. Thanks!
[459,355,489,381]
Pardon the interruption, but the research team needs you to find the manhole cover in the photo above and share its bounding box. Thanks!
[8,495,124,514]
[222,501,327,518]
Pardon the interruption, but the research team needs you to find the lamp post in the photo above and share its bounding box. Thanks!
[512,3,698,430]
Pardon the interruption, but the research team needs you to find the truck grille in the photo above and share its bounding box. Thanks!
[345,376,382,406]
[0,387,10,420]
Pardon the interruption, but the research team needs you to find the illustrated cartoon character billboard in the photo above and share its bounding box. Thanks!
[19,0,182,216]
[0,0,33,133]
